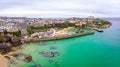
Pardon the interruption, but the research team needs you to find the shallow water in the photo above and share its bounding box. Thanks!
[9,18,120,67]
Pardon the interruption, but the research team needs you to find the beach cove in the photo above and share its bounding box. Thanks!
[1,18,120,67]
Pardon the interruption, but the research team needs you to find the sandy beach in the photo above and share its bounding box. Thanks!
[0,54,8,67]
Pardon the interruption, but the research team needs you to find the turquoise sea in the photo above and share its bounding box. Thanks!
[9,18,120,67]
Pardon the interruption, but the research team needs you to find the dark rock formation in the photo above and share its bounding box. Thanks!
[54,52,61,56]
[0,43,11,55]
[0,44,9,49]
[54,61,60,67]
[0,34,23,54]
[3,36,11,42]
[24,55,32,62]
[30,64,41,67]
[11,38,22,47]
[50,46,57,50]
[48,59,54,64]
[4,56,10,60]
[39,51,55,58]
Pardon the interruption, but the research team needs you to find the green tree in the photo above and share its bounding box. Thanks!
[3,29,7,34]
[13,30,21,37]
[27,27,34,35]
[100,19,110,25]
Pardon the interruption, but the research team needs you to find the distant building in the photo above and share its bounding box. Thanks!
[0,20,6,32]
[76,19,87,26]
[0,26,6,32]
[6,23,18,32]
[88,16,95,23]
[6,23,14,32]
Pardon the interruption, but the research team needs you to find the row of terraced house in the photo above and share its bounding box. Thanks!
[0,16,95,37]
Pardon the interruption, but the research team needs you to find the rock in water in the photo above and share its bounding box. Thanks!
[4,56,10,60]
[24,55,32,62]
[50,52,54,57]
[55,61,60,67]
[48,59,54,64]
[54,52,61,56]
[39,51,55,58]
[50,46,57,50]
[30,64,41,67]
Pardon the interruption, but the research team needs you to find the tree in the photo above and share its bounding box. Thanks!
[27,27,34,35]
[0,35,3,42]
[100,19,110,25]
[3,30,8,34]
[81,24,85,29]
[29,22,77,30]
[13,30,21,37]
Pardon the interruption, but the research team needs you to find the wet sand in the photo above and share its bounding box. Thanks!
[0,54,8,67]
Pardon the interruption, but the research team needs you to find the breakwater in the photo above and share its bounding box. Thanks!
[23,31,94,43]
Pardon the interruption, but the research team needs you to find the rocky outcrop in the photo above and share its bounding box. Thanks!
[0,34,22,54]
[11,38,22,47]
[24,55,32,62]
[39,51,55,57]
[0,43,11,55]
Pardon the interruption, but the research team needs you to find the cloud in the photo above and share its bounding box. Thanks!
[0,0,120,17]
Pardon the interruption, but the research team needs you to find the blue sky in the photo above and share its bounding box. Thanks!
[0,0,119,18]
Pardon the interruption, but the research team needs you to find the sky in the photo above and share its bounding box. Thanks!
[0,0,119,18]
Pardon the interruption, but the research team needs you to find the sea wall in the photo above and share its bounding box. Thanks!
[23,31,94,43]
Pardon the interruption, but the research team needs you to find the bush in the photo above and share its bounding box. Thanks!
[94,19,110,26]
[27,27,34,35]
[13,30,21,37]
[3,30,8,34]
[100,19,110,25]
[29,23,76,30]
